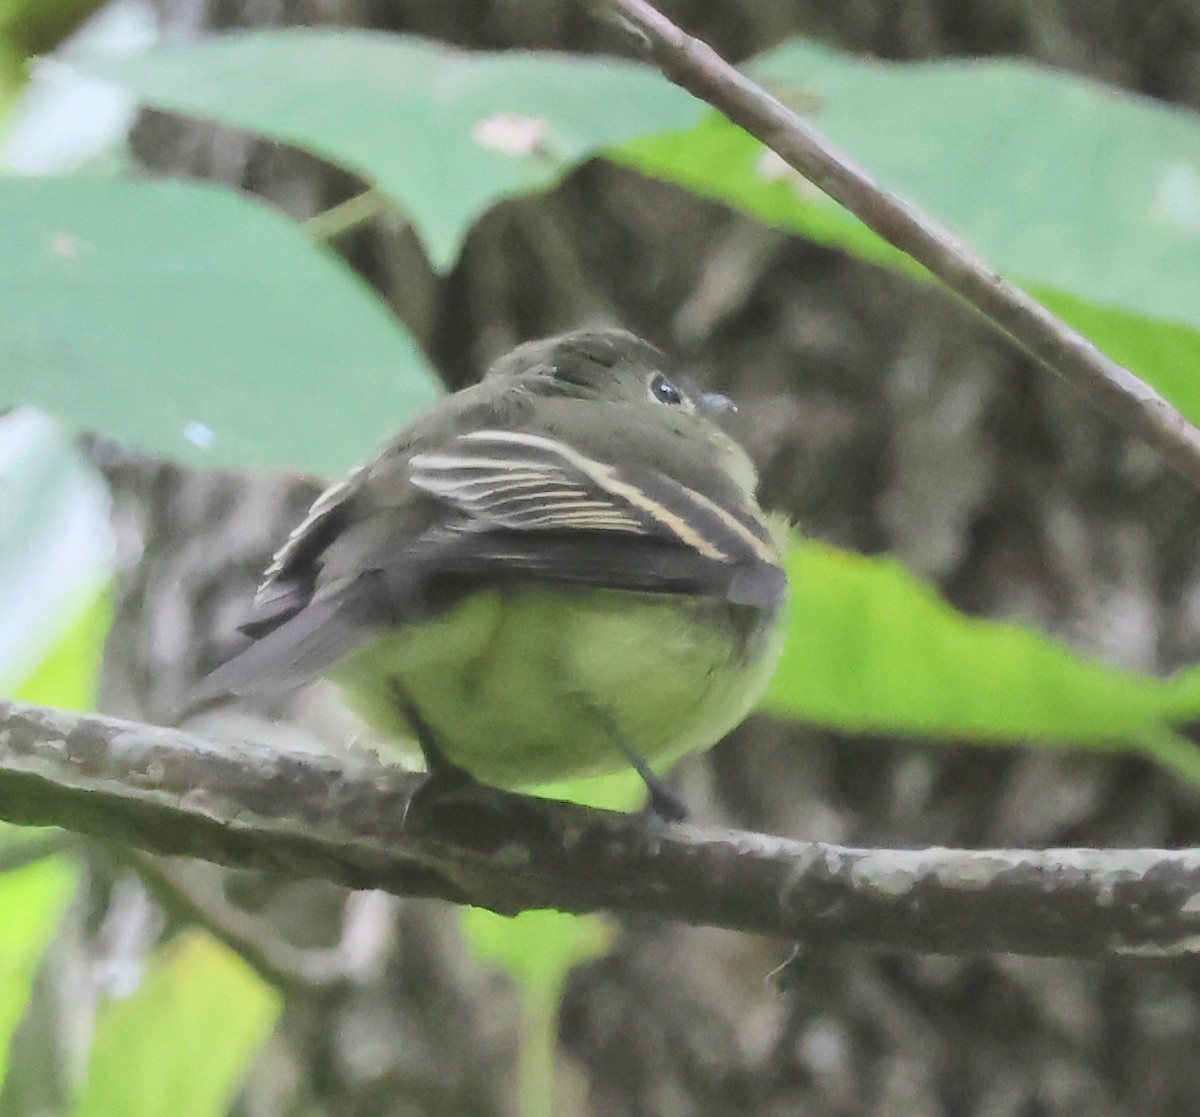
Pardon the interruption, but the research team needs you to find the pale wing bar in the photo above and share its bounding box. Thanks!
[411,434,648,533]
[411,430,778,569]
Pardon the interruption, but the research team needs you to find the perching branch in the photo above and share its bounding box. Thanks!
[590,0,1200,489]
[4,698,1200,959]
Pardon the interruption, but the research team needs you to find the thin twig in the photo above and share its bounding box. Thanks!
[590,0,1200,488]
[4,698,1200,959]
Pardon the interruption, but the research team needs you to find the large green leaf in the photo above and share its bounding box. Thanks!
[1,176,439,473]
[767,541,1200,778]
[79,29,705,270]
[619,42,1200,424]
[73,931,279,1117]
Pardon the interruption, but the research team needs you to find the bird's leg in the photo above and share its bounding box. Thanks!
[392,680,504,838]
[615,736,689,823]
[389,680,477,793]
[581,700,688,823]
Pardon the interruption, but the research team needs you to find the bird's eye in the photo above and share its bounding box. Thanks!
[649,373,684,406]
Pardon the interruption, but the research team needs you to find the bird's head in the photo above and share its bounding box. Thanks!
[485,328,732,418]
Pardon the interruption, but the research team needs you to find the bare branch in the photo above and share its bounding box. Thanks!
[590,0,1200,488]
[3,699,1200,958]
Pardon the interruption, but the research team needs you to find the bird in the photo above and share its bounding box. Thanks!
[196,328,789,816]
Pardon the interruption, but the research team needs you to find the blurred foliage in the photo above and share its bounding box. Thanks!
[0,418,106,1094]
[73,931,279,1117]
[463,907,612,1117]
[0,430,276,1112]
[13,588,111,711]
[80,29,704,270]
[0,856,76,1089]
[0,410,112,699]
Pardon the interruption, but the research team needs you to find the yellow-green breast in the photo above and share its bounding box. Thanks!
[330,581,786,788]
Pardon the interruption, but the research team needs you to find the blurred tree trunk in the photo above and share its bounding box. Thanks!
[9,1,1200,1114]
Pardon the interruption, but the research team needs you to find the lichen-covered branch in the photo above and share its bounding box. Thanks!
[591,0,1200,489]
[3,699,1200,957]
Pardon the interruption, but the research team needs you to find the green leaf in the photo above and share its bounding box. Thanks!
[13,588,111,711]
[78,29,705,270]
[462,907,610,1117]
[0,410,112,704]
[463,907,611,1002]
[0,176,439,473]
[766,540,1200,753]
[619,42,1200,424]
[73,931,280,1117]
[0,857,77,1089]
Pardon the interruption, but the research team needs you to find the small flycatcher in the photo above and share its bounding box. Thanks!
[199,329,789,814]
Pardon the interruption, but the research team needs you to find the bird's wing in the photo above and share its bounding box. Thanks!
[195,428,785,702]
[239,465,368,636]
[409,429,779,570]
